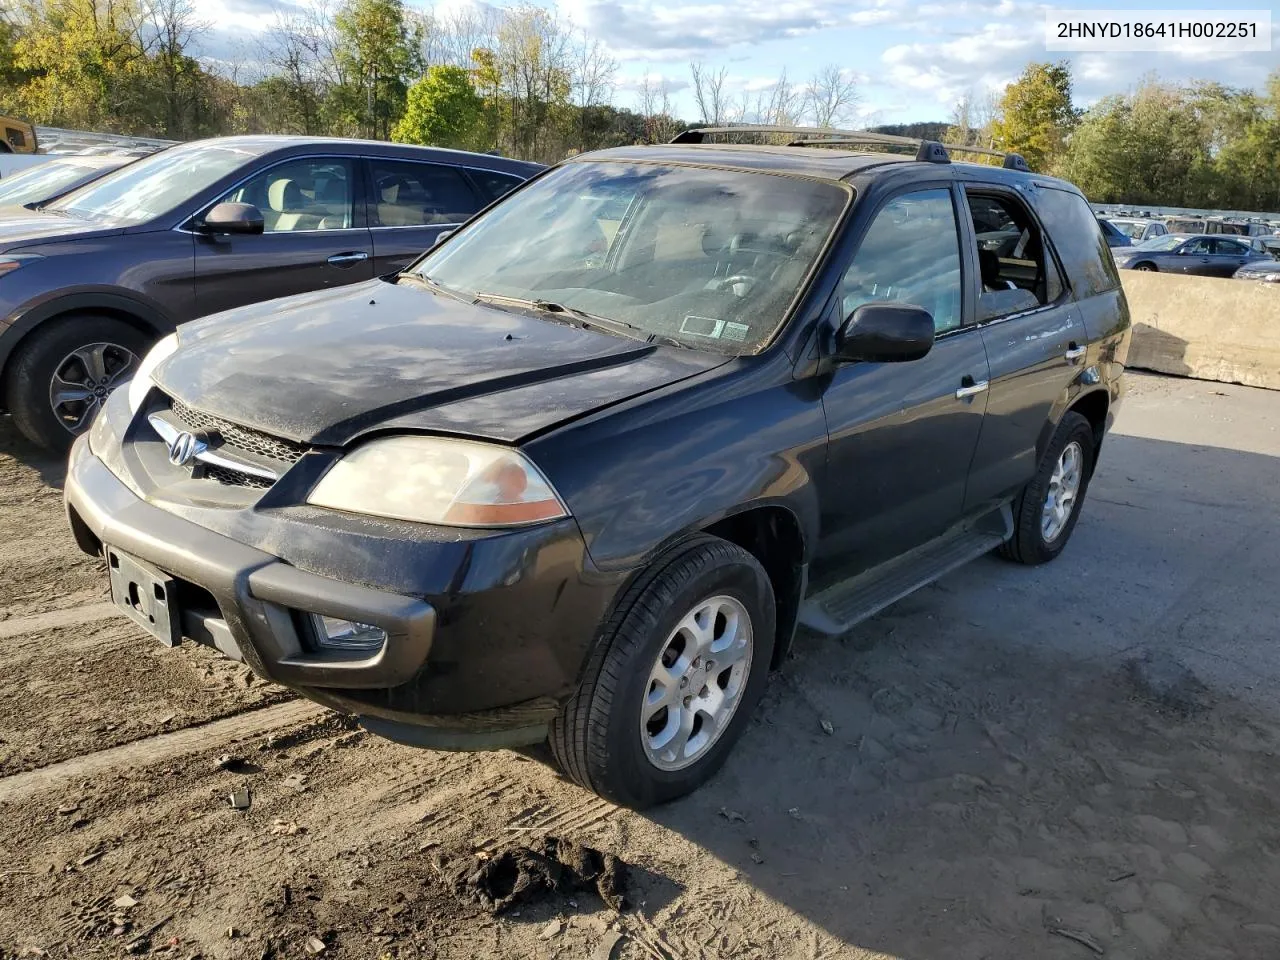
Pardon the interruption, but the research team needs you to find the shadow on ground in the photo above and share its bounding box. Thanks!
[633,433,1280,959]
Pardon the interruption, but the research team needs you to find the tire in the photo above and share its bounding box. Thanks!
[999,411,1095,566]
[1133,262,1157,272]
[549,535,776,809]
[4,315,151,453]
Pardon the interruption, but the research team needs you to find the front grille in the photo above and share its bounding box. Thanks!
[171,397,307,465]
[203,464,273,489]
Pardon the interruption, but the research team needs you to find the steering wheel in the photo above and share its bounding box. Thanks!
[710,274,756,295]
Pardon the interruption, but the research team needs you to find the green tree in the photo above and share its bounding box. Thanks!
[329,0,421,139]
[391,64,483,148]
[989,61,1078,172]
[11,0,152,132]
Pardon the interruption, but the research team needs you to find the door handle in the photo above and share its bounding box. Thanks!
[327,251,370,266]
[955,379,989,400]
[1064,343,1087,362]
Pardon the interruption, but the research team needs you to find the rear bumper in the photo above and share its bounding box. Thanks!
[64,430,616,749]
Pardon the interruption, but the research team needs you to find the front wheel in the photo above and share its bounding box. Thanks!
[4,315,150,452]
[998,411,1095,565]
[1133,262,1157,272]
[549,535,775,808]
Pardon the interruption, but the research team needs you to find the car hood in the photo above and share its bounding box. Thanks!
[1239,259,1280,275]
[157,279,730,446]
[0,206,123,244]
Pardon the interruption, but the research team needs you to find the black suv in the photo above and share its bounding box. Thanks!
[64,128,1129,808]
[0,136,541,450]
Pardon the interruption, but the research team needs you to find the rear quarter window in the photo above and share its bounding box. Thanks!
[1034,186,1121,299]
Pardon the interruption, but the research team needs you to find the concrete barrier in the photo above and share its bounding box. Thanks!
[1121,271,1280,391]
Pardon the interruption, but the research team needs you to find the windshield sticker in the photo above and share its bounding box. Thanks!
[721,321,748,342]
[680,315,726,338]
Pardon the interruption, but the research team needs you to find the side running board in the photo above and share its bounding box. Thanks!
[799,504,1013,637]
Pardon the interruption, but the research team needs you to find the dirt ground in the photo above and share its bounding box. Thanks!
[2,372,1279,960]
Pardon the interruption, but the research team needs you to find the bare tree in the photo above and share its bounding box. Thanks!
[137,0,210,136]
[430,2,500,69]
[804,65,859,128]
[761,68,800,125]
[689,60,729,124]
[257,3,339,134]
[637,71,679,143]
[571,28,616,111]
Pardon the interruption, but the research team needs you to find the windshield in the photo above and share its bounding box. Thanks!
[1136,234,1184,251]
[1110,220,1146,239]
[0,160,114,206]
[47,142,258,225]
[412,161,850,354]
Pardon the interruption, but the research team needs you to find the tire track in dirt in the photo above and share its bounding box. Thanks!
[0,699,324,804]
[0,601,119,639]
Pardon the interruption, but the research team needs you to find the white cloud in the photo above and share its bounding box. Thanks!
[559,0,912,60]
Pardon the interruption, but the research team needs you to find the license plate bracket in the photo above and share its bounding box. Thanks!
[107,547,181,647]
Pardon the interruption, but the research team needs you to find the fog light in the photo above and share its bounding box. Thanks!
[312,615,386,652]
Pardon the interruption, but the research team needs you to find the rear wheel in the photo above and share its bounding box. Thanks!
[4,315,150,452]
[1134,262,1157,272]
[998,411,1095,565]
[549,535,775,808]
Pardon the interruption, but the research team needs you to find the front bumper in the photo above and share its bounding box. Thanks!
[65,404,618,749]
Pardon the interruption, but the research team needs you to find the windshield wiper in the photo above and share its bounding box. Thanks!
[472,292,651,340]
[400,272,471,304]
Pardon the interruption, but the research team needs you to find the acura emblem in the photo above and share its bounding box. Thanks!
[167,430,207,467]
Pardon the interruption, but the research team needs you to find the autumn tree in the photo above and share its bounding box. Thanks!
[988,61,1078,172]
[391,64,483,148]
[328,0,421,139]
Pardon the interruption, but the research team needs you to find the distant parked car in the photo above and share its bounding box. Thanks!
[0,135,543,450]
[0,155,133,210]
[1097,218,1132,248]
[1112,233,1270,277]
[1234,260,1280,283]
[1106,217,1166,243]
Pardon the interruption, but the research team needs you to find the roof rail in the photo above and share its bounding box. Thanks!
[670,124,1032,172]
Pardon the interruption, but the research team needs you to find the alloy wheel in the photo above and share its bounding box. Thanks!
[640,594,754,772]
[1041,440,1084,543]
[48,341,140,434]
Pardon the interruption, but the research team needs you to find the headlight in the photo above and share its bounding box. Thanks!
[0,253,43,277]
[308,436,568,528]
[126,333,179,413]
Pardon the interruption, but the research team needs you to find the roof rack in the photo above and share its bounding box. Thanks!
[669,124,1031,172]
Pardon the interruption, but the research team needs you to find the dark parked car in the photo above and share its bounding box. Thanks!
[0,136,541,450]
[1234,260,1280,283]
[65,130,1129,808]
[0,154,134,210]
[1112,233,1270,276]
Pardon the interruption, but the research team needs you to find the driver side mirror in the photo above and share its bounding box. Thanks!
[432,229,455,247]
[834,303,935,363]
[199,201,264,235]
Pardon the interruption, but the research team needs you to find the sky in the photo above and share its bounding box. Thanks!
[201,0,1280,125]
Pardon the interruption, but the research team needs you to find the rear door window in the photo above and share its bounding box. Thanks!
[369,159,481,227]
[469,169,527,204]
[963,190,1063,321]
[1032,186,1121,299]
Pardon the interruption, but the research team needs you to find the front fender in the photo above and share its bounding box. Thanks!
[527,361,827,578]
[0,289,173,373]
